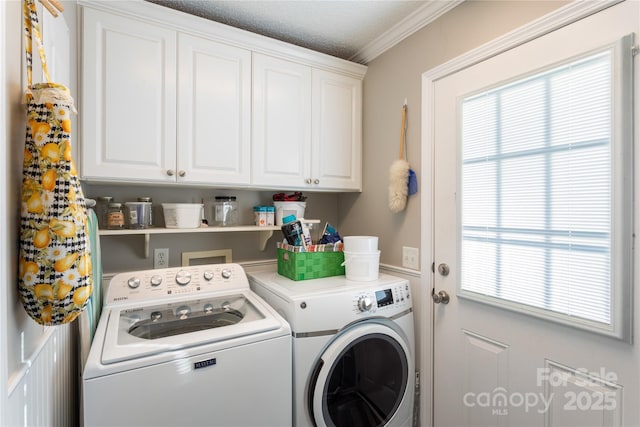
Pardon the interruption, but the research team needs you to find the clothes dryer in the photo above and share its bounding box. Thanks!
[249,271,415,427]
[83,263,292,427]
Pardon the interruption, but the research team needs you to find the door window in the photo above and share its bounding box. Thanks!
[458,35,633,340]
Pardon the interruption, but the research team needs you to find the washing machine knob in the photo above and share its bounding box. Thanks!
[150,275,163,287]
[203,270,214,281]
[175,270,192,286]
[176,306,191,319]
[127,277,140,289]
[357,296,373,312]
[221,269,232,279]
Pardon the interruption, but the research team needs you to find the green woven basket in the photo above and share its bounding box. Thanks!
[277,248,345,281]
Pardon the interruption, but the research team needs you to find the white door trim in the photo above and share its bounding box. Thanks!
[0,0,8,424]
[419,1,623,425]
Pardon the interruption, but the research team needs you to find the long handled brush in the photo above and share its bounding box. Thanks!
[388,102,416,213]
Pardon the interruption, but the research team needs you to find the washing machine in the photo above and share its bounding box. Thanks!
[83,263,292,427]
[248,271,415,427]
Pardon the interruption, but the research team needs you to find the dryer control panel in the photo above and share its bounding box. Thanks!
[353,281,411,314]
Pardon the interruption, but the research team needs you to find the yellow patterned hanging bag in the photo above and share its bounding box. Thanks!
[19,0,92,325]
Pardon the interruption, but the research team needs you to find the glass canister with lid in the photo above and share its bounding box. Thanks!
[214,196,238,226]
[106,202,125,229]
[95,196,112,228]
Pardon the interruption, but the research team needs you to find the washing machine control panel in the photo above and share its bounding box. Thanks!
[105,263,248,305]
[353,281,411,314]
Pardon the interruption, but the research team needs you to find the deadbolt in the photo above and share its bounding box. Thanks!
[438,263,450,276]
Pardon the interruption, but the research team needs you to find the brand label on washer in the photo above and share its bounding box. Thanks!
[194,358,217,370]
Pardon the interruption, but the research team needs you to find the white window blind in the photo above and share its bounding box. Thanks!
[459,36,633,340]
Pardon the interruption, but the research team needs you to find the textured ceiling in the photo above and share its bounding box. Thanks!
[146,0,458,63]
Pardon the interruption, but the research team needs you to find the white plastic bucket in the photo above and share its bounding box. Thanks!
[274,201,306,225]
[343,236,378,253]
[342,250,380,281]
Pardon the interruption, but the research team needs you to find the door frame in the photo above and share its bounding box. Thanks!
[419,1,624,425]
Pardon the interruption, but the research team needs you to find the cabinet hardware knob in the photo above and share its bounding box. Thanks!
[314,179,320,184]
[178,170,186,177]
[167,170,175,176]
[305,178,312,184]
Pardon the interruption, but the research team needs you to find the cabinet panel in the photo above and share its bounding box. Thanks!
[81,8,176,182]
[178,34,251,185]
[252,53,311,187]
[312,70,362,191]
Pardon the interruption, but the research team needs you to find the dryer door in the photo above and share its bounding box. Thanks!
[309,322,412,427]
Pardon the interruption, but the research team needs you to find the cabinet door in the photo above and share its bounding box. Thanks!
[81,8,177,183]
[252,53,311,188]
[178,34,251,185]
[311,70,362,191]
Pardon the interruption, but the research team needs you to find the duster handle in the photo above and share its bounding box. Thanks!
[398,104,408,160]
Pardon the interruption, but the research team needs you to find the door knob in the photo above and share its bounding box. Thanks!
[432,289,450,304]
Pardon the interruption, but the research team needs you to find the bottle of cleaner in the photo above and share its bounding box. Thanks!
[281,215,306,247]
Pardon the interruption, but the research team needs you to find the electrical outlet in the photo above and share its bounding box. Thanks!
[402,246,419,270]
[154,248,169,269]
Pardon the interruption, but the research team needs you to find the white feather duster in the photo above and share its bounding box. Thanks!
[388,159,410,213]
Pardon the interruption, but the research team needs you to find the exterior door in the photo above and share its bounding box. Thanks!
[432,2,639,426]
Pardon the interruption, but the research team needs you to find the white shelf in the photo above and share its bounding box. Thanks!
[99,225,281,257]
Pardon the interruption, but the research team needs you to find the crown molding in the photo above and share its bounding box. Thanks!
[351,0,464,64]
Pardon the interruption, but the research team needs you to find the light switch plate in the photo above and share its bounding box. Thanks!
[402,246,419,270]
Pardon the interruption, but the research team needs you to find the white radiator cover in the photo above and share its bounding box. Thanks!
[6,325,77,427]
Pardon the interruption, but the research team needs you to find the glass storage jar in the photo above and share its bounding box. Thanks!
[106,202,125,229]
[95,196,112,228]
[214,196,238,226]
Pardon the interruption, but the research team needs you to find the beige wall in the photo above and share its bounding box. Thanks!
[339,0,568,269]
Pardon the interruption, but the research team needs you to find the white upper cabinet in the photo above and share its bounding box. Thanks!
[177,34,251,185]
[252,54,362,191]
[81,8,177,183]
[79,1,365,190]
[252,54,312,188]
[311,70,362,191]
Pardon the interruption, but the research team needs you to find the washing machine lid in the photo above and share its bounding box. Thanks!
[100,291,285,364]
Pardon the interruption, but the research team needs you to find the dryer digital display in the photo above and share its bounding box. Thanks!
[375,289,394,307]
